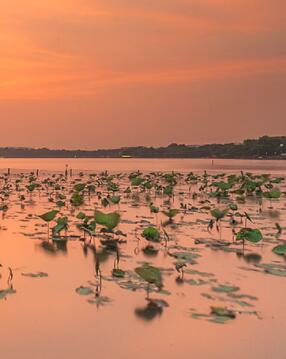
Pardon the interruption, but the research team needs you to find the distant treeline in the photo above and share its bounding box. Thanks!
[1,136,286,159]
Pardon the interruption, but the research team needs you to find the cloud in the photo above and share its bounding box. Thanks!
[1,53,285,100]
[0,0,285,148]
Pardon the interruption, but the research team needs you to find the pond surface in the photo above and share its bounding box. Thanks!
[0,157,286,173]
[0,159,286,359]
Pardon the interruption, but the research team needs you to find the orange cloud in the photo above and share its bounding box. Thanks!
[1,56,285,100]
[0,0,285,100]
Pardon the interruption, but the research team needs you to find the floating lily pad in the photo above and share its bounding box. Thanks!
[75,286,94,295]
[185,269,215,277]
[22,272,48,278]
[112,268,126,278]
[94,210,120,230]
[186,278,207,286]
[135,264,163,289]
[168,251,200,263]
[142,227,160,242]
[272,244,286,255]
[212,284,240,293]
[210,306,236,319]
[255,263,286,277]
[227,293,258,301]
[0,288,16,300]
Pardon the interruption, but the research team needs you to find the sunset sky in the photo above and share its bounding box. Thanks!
[1,0,285,149]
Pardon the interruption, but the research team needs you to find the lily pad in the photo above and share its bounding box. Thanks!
[236,228,263,243]
[0,287,16,300]
[168,251,200,263]
[272,244,286,255]
[39,210,59,222]
[22,272,48,278]
[75,286,94,295]
[210,306,236,319]
[94,210,120,230]
[142,227,160,242]
[212,284,240,293]
[135,264,163,289]
[112,268,126,278]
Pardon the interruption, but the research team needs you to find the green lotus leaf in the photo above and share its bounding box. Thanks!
[76,212,86,220]
[135,264,163,289]
[162,209,179,219]
[163,185,174,196]
[22,272,48,278]
[73,183,86,192]
[236,228,263,243]
[70,193,84,207]
[39,210,59,223]
[142,227,160,242]
[110,195,121,204]
[272,244,286,255]
[131,177,144,186]
[52,217,68,235]
[211,208,228,220]
[94,210,120,230]
[211,306,236,319]
[112,268,125,278]
[263,189,281,199]
[75,286,93,295]
[212,284,240,293]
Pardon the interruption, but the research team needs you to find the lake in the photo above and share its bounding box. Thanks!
[0,159,285,359]
[0,157,286,173]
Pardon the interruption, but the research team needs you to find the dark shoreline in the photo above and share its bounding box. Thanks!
[1,135,285,159]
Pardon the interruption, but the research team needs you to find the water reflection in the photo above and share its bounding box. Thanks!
[243,253,262,265]
[0,265,16,301]
[36,240,68,256]
[135,301,163,321]
[0,163,286,358]
[135,298,169,322]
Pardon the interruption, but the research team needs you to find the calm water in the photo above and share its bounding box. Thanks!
[0,159,285,359]
[0,157,286,173]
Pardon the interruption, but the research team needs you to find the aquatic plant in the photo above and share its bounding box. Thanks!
[39,210,59,236]
[94,210,120,231]
[162,208,179,222]
[142,227,160,242]
[135,264,163,296]
[236,228,263,248]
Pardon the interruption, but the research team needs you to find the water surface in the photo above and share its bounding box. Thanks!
[0,159,285,359]
[0,158,286,173]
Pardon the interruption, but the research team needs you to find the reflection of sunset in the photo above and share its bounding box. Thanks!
[0,165,286,358]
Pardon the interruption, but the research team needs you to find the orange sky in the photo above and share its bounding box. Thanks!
[0,0,285,149]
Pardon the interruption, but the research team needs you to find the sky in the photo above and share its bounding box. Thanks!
[0,0,286,149]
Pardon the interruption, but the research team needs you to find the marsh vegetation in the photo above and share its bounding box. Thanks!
[0,162,286,358]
